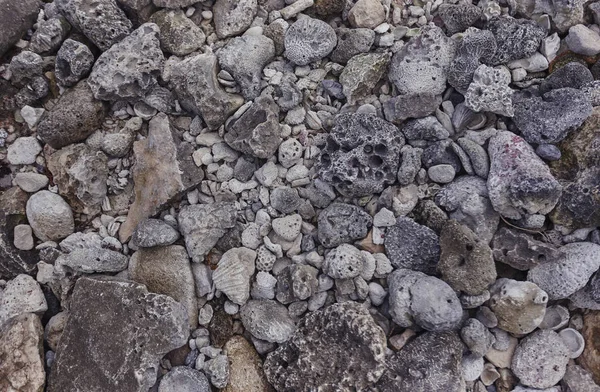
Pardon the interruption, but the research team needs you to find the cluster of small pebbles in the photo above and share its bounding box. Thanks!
[2,0,600,391]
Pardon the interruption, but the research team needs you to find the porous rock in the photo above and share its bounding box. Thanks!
[339,52,390,105]
[213,0,257,39]
[323,243,364,279]
[149,9,205,56]
[330,27,375,64]
[54,247,128,276]
[317,202,372,248]
[0,274,47,326]
[223,335,272,392]
[26,190,74,242]
[284,17,337,66]
[580,311,600,384]
[438,3,483,34]
[30,16,71,55]
[448,28,497,94]
[240,299,295,343]
[464,64,514,117]
[385,217,440,274]
[491,227,562,271]
[484,16,546,66]
[539,62,594,95]
[489,279,548,335]
[55,39,95,87]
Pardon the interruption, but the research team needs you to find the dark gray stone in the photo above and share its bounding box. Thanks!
[8,51,43,87]
[149,9,205,56]
[438,3,483,34]
[421,140,462,175]
[240,299,295,343]
[0,0,40,58]
[448,29,497,94]
[535,144,561,161]
[132,218,180,248]
[402,116,449,142]
[384,216,440,274]
[55,39,94,87]
[484,16,546,66]
[383,93,442,123]
[270,187,302,214]
[539,62,594,95]
[492,227,562,271]
[330,27,375,64]
[317,202,372,248]
[461,318,494,357]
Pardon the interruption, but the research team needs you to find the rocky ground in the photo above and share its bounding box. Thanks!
[1,0,600,391]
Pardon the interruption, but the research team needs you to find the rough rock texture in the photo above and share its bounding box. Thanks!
[0,208,39,279]
[448,29,497,94]
[318,113,404,197]
[580,311,600,384]
[464,64,514,117]
[264,302,386,391]
[438,3,483,34]
[47,277,188,392]
[26,190,74,242]
[348,0,385,29]
[331,27,375,64]
[158,367,210,392]
[0,0,40,58]
[149,9,205,56]
[562,363,600,392]
[323,243,364,279]
[317,202,372,248]
[0,313,45,392]
[484,16,546,65]
[385,217,440,274]
[213,0,257,39]
[489,279,548,334]
[131,218,179,248]
[0,274,47,326]
[55,39,94,87]
[37,81,107,149]
[212,247,256,306]
[377,332,465,392]
[491,227,562,271]
[284,17,337,66]
[223,336,272,392]
[54,247,128,276]
[30,16,71,55]
[539,62,594,95]
[240,299,295,343]
[339,52,390,104]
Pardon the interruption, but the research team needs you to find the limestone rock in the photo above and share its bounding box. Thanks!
[317,202,372,248]
[223,335,272,392]
[580,311,600,384]
[489,279,547,335]
[385,217,439,274]
[240,299,295,343]
[339,52,390,105]
[284,17,337,66]
[131,218,180,248]
[213,0,257,39]
[491,227,562,271]
[465,64,514,117]
[55,247,128,276]
[149,9,205,56]
[484,16,546,65]
[0,274,47,327]
[26,190,74,242]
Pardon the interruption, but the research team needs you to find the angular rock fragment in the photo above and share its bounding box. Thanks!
[55,247,128,276]
[464,64,514,117]
[131,218,179,248]
[149,9,205,56]
[158,367,210,392]
[223,335,272,392]
[30,16,71,55]
[448,28,497,94]
[55,39,94,87]
[330,27,375,64]
[438,3,483,34]
[484,16,546,65]
[213,0,257,39]
[0,274,48,326]
[339,52,390,105]
[491,227,562,271]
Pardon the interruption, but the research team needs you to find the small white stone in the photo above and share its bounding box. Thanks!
[374,22,390,34]
[7,136,42,165]
[565,24,600,56]
[20,106,45,128]
[372,226,385,245]
[373,208,396,227]
[244,26,263,36]
[272,214,302,242]
[198,304,214,326]
[223,301,239,315]
[14,224,34,250]
[378,33,395,47]
[511,68,527,82]
[507,52,548,72]
[201,10,213,19]
[541,33,560,62]
[368,282,387,306]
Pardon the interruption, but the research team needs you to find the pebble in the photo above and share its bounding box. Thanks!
[565,24,600,56]
[26,190,75,242]
[14,172,49,192]
[13,224,34,250]
[427,164,456,184]
[7,136,42,165]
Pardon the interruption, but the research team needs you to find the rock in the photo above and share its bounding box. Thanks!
[484,16,546,66]
[284,17,337,65]
[323,243,364,279]
[317,202,372,248]
[13,224,34,251]
[402,116,449,142]
[511,330,569,389]
[0,0,40,57]
[14,173,47,193]
[539,62,594,95]
[0,274,47,326]
[383,92,442,123]
[0,199,40,278]
[488,279,547,335]
[218,35,275,100]
[166,52,244,130]
[0,313,45,392]
[528,242,600,300]
[318,113,404,197]
[465,64,514,117]
[119,114,184,242]
[513,88,592,144]
[580,311,600,384]
[388,269,463,332]
[439,220,496,295]
[88,23,164,101]
[491,227,561,271]
[339,52,390,104]
[314,0,344,15]
[55,247,128,276]
[9,51,43,86]
[264,301,386,390]
[26,190,74,242]
[149,9,205,56]
[204,354,229,388]
[487,131,561,220]
[7,136,42,165]
[270,187,302,214]
[37,80,107,149]
[330,27,375,64]
[56,0,132,51]
[213,247,256,306]
[47,143,108,215]
[535,144,561,161]
[240,299,295,343]
[385,217,440,274]
[29,16,71,55]
[485,334,518,369]
[48,277,188,392]
[224,96,281,158]
[348,0,385,29]
[271,214,301,242]
[448,29,497,94]
[213,0,257,38]
[178,202,237,262]
[131,218,179,248]
[461,318,495,357]
[377,332,465,392]
[562,363,600,392]
[153,0,198,7]
[457,138,489,178]
[223,335,272,392]
[438,3,483,34]
[428,164,456,184]
[565,24,600,56]
[158,367,210,392]
[129,245,197,329]
[44,311,69,351]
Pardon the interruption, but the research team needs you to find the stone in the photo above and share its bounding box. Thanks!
[487,131,562,220]
[7,137,42,165]
[439,220,496,295]
[383,92,443,123]
[213,0,257,38]
[339,52,390,104]
[204,354,229,388]
[153,0,198,7]
[223,335,272,392]
[511,330,569,389]
[88,23,164,101]
[240,299,295,343]
[0,0,40,57]
[492,227,561,271]
[488,279,548,335]
[484,16,546,66]
[131,218,180,248]
[270,187,302,214]
[102,117,140,157]
[513,88,592,144]
[149,9,205,56]
[129,245,197,329]
[0,313,45,392]
[54,247,128,276]
[465,64,514,117]
[565,24,600,56]
[535,144,561,161]
[457,138,489,178]
[178,202,237,263]
[13,224,34,250]
[272,214,301,242]
[224,96,281,159]
[0,202,40,279]
[45,311,69,351]
[385,217,440,274]
[562,363,600,392]
[348,0,385,29]
[438,3,483,34]
[461,318,495,357]
[218,35,275,100]
[20,106,45,129]
[26,191,74,242]
[284,17,337,66]
[330,27,375,64]
[388,269,463,332]
[377,332,465,392]
[48,277,188,392]
[323,243,364,279]
[317,202,372,248]
[47,143,108,215]
[213,247,256,306]
[318,113,404,197]
[580,311,600,384]
[166,52,244,130]
[448,29,497,94]
[30,16,71,55]
[264,302,386,390]
[0,274,47,326]
[37,80,107,149]
[158,367,210,392]
[402,116,449,142]
[539,62,594,95]
[428,164,456,184]
[9,51,43,86]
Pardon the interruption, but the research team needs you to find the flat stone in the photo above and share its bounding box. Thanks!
[149,9,205,56]
[131,218,180,248]
[284,17,337,66]
[54,247,129,276]
[565,24,600,56]
[0,274,47,327]
[348,0,385,29]
[213,0,257,38]
[13,224,34,251]
[340,52,390,105]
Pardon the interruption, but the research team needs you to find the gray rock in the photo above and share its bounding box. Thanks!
[383,92,442,123]
[88,23,164,101]
[421,140,462,173]
[438,3,483,34]
[539,62,594,95]
[491,227,562,271]
[457,137,489,178]
[330,27,375,64]
[270,187,302,214]
[158,367,210,392]
[9,51,43,86]
[204,354,229,388]
[273,79,302,111]
[167,52,244,130]
[484,16,546,66]
[565,24,600,56]
[132,218,179,248]
[377,332,465,392]
[26,190,74,242]
[264,302,386,391]
[461,318,494,357]
[340,52,390,105]
[397,145,423,185]
[30,16,71,55]
[489,279,548,334]
[178,202,237,263]
[55,247,128,276]
[56,0,133,51]
[47,277,188,392]
[0,0,40,58]
[385,217,440,274]
[212,247,256,306]
[317,202,372,248]
[402,116,449,142]
[101,117,140,157]
[213,0,257,38]
[562,363,600,392]
[348,0,385,29]
[6,136,42,165]
[284,17,337,65]
[428,164,456,184]
[323,243,364,279]
[14,172,48,193]
[218,35,275,100]
[149,9,205,56]
[535,144,561,161]
[464,64,514,117]
[318,113,404,197]
[0,274,47,326]
[240,299,295,343]
[153,0,198,7]
[55,39,94,87]
[448,29,497,93]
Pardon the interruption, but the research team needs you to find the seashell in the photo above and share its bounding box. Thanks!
[212,247,256,306]
[143,86,175,113]
[480,363,500,386]
[538,305,569,330]
[452,102,487,132]
[559,328,585,359]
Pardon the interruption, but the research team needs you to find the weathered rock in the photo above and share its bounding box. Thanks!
[383,92,442,123]
[565,24,600,56]
[461,318,495,357]
[6,136,42,165]
[54,39,94,86]
[213,0,257,38]
[438,3,483,34]
[153,0,198,8]
[149,9,205,56]
[484,16,546,66]
[489,279,547,335]
[539,62,594,95]
[348,0,385,29]
[562,363,600,392]
[465,64,514,117]
[491,227,562,271]
[264,302,386,390]
[213,247,256,306]
[323,243,364,279]
[131,218,179,248]
[0,313,45,392]
[330,27,375,64]
[48,277,188,392]
[55,247,128,276]
[37,80,107,149]
[317,202,372,248]
[30,16,71,55]
[223,335,272,392]
[0,0,40,57]
[158,367,210,392]
[240,299,295,343]
[385,217,440,274]
[26,190,74,242]
[339,52,390,104]
[284,17,337,65]
[119,114,184,242]
[580,311,600,384]
[88,23,164,101]
[447,28,497,94]
[0,274,47,327]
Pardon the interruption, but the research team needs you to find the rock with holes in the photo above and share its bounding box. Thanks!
[30,16,71,55]
[264,301,386,390]
[317,113,404,197]
[88,23,164,101]
[461,318,495,357]
[483,16,546,66]
[213,0,257,38]
[55,39,94,87]
[491,227,562,271]
[0,274,47,327]
[438,3,483,34]
[212,247,256,306]
[131,218,180,248]
[240,299,295,343]
[488,279,548,334]
[317,202,372,248]
[464,64,514,117]
[149,9,205,56]
[402,116,449,142]
[47,277,187,392]
[323,243,364,279]
[384,217,440,274]
[284,17,337,66]
[54,247,128,277]
[222,335,272,392]
[448,28,497,94]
